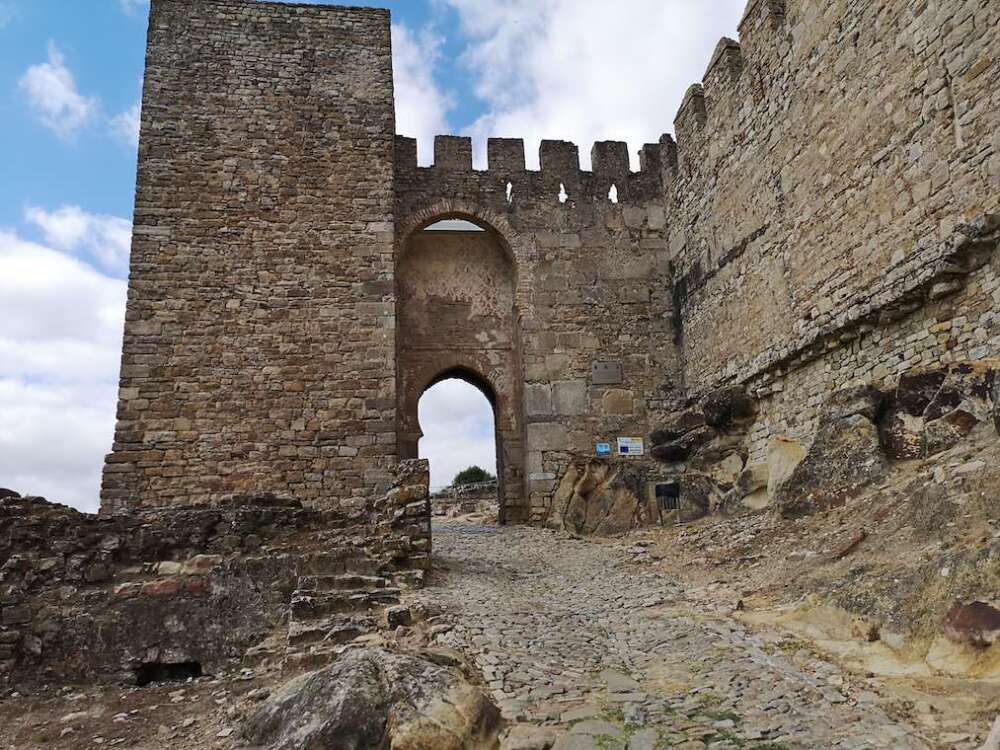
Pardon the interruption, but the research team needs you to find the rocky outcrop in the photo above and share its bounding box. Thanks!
[944,601,1000,648]
[881,361,999,460]
[242,648,500,750]
[548,461,653,536]
[649,387,756,520]
[775,386,887,519]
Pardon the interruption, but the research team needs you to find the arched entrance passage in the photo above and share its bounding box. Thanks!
[396,215,525,523]
[417,368,503,520]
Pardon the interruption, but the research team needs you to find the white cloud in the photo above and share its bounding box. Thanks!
[0,230,127,513]
[443,0,747,168]
[418,379,497,490]
[119,0,149,15]
[25,205,132,276]
[19,42,99,138]
[111,100,142,147]
[392,23,454,166]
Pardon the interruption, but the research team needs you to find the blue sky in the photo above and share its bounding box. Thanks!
[0,0,747,509]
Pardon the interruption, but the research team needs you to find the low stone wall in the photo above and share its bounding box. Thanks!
[0,460,432,684]
[430,481,498,518]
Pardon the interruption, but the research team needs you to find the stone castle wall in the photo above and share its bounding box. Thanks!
[666,0,999,455]
[394,138,681,522]
[102,0,399,512]
[103,0,997,520]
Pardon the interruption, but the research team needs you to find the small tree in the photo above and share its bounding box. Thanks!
[452,466,495,486]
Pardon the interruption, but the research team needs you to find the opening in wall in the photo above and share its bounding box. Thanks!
[134,661,203,687]
[418,377,501,523]
[655,482,680,512]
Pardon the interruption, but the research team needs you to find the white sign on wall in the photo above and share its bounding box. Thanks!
[617,437,645,457]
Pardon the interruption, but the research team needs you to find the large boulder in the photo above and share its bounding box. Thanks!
[766,437,806,498]
[775,390,887,519]
[678,474,723,521]
[649,425,717,462]
[895,369,947,416]
[723,462,769,511]
[548,461,650,536]
[882,361,999,459]
[821,384,884,424]
[242,648,500,750]
[650,409,706,444]
[700,386,755,429]
[944,601,1000,648]
[879,406,925,460]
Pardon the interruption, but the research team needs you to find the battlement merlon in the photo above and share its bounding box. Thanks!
[394,135,668,204]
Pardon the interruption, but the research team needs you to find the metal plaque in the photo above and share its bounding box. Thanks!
[591,362,623,385]
[617,437,645,457]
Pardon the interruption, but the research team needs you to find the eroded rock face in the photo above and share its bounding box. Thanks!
[775,390,887,518]
[548,461,651,536]
[766,437,806,499]
[242,648,500,750]
[701,386,755,429]
[882,361,998,460]
[944,601,1000,648]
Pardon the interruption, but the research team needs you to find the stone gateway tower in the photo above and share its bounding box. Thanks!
[103,0,999,525]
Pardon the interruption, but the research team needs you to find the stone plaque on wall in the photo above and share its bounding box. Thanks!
[591,362,623,385]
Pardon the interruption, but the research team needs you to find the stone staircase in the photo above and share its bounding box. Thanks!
[278,552,403,671]
[283,576,400,670]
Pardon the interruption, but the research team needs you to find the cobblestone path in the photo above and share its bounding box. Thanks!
[409,522,935,750]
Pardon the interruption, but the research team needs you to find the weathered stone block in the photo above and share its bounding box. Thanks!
[552,381,586,416]
[601,389,634,416]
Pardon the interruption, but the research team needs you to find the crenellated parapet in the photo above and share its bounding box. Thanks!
[394,135,666,205]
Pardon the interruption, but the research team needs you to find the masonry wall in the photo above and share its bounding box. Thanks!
[668,0,1000,453]
[101,0,398,512]
[394,138,682,522]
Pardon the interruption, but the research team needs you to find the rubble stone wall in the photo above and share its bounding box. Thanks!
[668,0,1000,449]
[1,462,431,682]
[101,0,399,512]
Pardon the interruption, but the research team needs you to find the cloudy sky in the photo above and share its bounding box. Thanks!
[0,0,746,510]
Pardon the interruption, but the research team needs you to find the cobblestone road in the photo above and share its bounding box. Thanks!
[409,522,938,750]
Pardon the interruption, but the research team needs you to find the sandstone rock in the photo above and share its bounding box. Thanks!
[708,452,745,489]
[679,474,723,521]
[924,409,981,456]
[879,406,925,460]
[242,648,500,750]
[775,410,886,519]
[944,601,1000,648]
[925,361,997,420]
[766,437,806,498]
[549,462,649,537]
[650,425,717,462]
[895,370,947,416]
[821,384,884,424]
[981,715,1000,750]
[701,386,754,429]
[724,463,769,510]
[650,410,706,443]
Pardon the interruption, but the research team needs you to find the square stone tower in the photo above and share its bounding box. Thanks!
[101,0,399,512]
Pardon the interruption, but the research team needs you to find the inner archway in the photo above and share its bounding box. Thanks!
[418,374,501,521]
[396,214,526,523]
